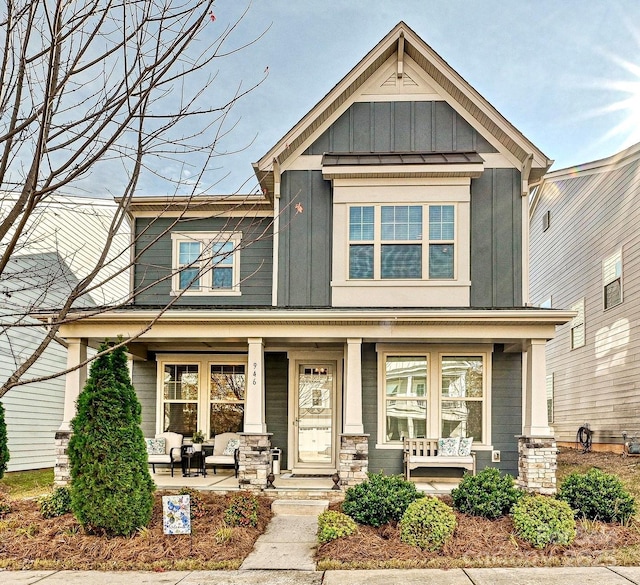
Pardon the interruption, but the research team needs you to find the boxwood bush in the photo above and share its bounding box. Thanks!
[512,494,576,548]
[317,510,357,543]
[39,487,72,519]
[342,471,424,527]
[451,467,522,519]
[558,468,636,523]
[399,497,457,551]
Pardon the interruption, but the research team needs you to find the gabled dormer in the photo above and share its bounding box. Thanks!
[254,22,552,309]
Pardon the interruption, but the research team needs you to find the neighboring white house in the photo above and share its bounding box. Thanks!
[0,194,129,471]
[529,142,640,450]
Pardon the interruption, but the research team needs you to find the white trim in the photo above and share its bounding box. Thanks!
[170,231,242,296]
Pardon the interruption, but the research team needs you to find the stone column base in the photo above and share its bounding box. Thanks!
[517,435,557,495]
[339,434,370,488]
[238,432,272,491]
[54,430,72,486]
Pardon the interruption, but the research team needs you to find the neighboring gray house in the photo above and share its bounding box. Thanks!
[55,22,572,491]
[529,142,640,450]
[0,195,129,471]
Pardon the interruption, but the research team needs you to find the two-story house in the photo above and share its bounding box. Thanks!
[530,142,640,451]
[53,22,572,492]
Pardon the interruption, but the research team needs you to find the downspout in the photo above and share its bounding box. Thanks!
[271,159,281,306]
[520,153,533,306]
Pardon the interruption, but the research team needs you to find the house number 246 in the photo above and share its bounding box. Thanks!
[252,363,257,385]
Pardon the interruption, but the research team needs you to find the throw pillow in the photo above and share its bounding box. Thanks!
[458,437,474,457]
[437,437,460,457]
[146,437,166,455]
[222,438,240,456]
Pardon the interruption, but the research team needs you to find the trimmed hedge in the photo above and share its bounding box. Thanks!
[451,467,521,519]
[400,497,457,551]
[317,510,357,543]
[513,495,576,548]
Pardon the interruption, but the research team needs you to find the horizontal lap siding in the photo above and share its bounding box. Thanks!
[134,216,273,306]
[306,101,497,154]
[132,360,157,437]
[530,157,640,443]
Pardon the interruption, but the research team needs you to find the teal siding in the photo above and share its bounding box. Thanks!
[306,101,497,154]
[489,350,522,476]
[470,169,523,307]
[133,359,157,437]
[133,216,273,306]
[278,171,332,307]
[265,353,289,469]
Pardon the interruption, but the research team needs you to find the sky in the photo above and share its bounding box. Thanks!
[100,1,640,196]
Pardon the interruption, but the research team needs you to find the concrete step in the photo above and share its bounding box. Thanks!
[271,499,329,516]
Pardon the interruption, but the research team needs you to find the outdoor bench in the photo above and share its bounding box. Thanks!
[403,437,476,481]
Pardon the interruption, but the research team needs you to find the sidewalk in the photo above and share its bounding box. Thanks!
[3,567,640,585]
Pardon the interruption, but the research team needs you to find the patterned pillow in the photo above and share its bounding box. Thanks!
[146,437,166,455]
[437,437,460,457]
[222,438,240,456]
[458,437,474,457]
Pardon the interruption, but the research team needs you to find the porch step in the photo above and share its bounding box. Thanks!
[271,499,329,516]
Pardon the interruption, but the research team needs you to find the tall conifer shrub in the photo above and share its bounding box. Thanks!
[68,342,154,535]
[0,403,8,479]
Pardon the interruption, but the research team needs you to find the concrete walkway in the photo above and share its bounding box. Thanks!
[239,499,328,571]
[4,567,640,584]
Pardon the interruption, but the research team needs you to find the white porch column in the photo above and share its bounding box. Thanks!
[523,339,552,436]
[344,338,364,434]
[60,338,88,431]
[245,337,266,433]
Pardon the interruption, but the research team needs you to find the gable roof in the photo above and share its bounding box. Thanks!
[254,21,552,197]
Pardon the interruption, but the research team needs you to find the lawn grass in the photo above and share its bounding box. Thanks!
[0,468,54,499]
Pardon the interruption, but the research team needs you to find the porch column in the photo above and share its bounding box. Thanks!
[343,338,364,434]
[518,338,557,495]
[55,338,88,486]
[245,337,266,433]
[523,339,551,436]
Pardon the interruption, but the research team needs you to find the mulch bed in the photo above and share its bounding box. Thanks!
[0,491,272,571]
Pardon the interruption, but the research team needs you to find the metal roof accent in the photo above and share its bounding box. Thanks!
[322,152,484,166]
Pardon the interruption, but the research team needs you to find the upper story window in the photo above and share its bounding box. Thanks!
[348,204,455,281]
[171,232,241,296]
[603,249,622,310]
[570,298,585,349]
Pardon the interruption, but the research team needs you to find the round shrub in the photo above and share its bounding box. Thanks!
[451,467,522,519]
[342,471,424,527]
[512,494,576,548]
[39,487,72,518]
[317,510,357,543]
[399,497,457,551]
[558,468,636,523]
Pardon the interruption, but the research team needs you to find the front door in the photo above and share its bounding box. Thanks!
[293,362,337,472]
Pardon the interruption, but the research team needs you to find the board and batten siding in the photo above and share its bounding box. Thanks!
[305,101,498,154]
[471,168,523,307]
[133,216,273,306]
[529,155,640,444]
[264,353,289,470]
[278,171,332,307]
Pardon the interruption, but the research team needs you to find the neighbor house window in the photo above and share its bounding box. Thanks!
[162,364,199,436]
[209,364,246,437]
[378,347,488,445]
[570,299,585,349]
[171,232,241,295]
[603,249,622,309]
[348,204,455,280]
[546,373,554,424]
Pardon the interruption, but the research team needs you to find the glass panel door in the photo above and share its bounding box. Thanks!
[296,364,335,468]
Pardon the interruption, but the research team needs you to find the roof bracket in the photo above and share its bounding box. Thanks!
[397,32,404,78]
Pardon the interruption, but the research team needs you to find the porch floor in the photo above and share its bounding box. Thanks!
[149,468,461,498]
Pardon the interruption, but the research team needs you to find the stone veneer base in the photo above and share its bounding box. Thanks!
[238,432,272,491]
[339,434,370,488]
[517,435,557,496]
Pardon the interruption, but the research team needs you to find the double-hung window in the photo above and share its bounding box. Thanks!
[171,232,241,295]
[603,250,622,309]
[570,299,585,349]
[348,204,455,280]
[379,346,489,446]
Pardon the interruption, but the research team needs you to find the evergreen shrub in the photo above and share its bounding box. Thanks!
[317,510,357,543]
[512,494,576,548]
[68,342,155,536]
[451,467,521,519]
[342,471,424,527]
[558,468,636,523]
[39,487,72,518]
[399,497,457,551]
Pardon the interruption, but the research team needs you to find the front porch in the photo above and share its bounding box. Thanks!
[148,467,463,499]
